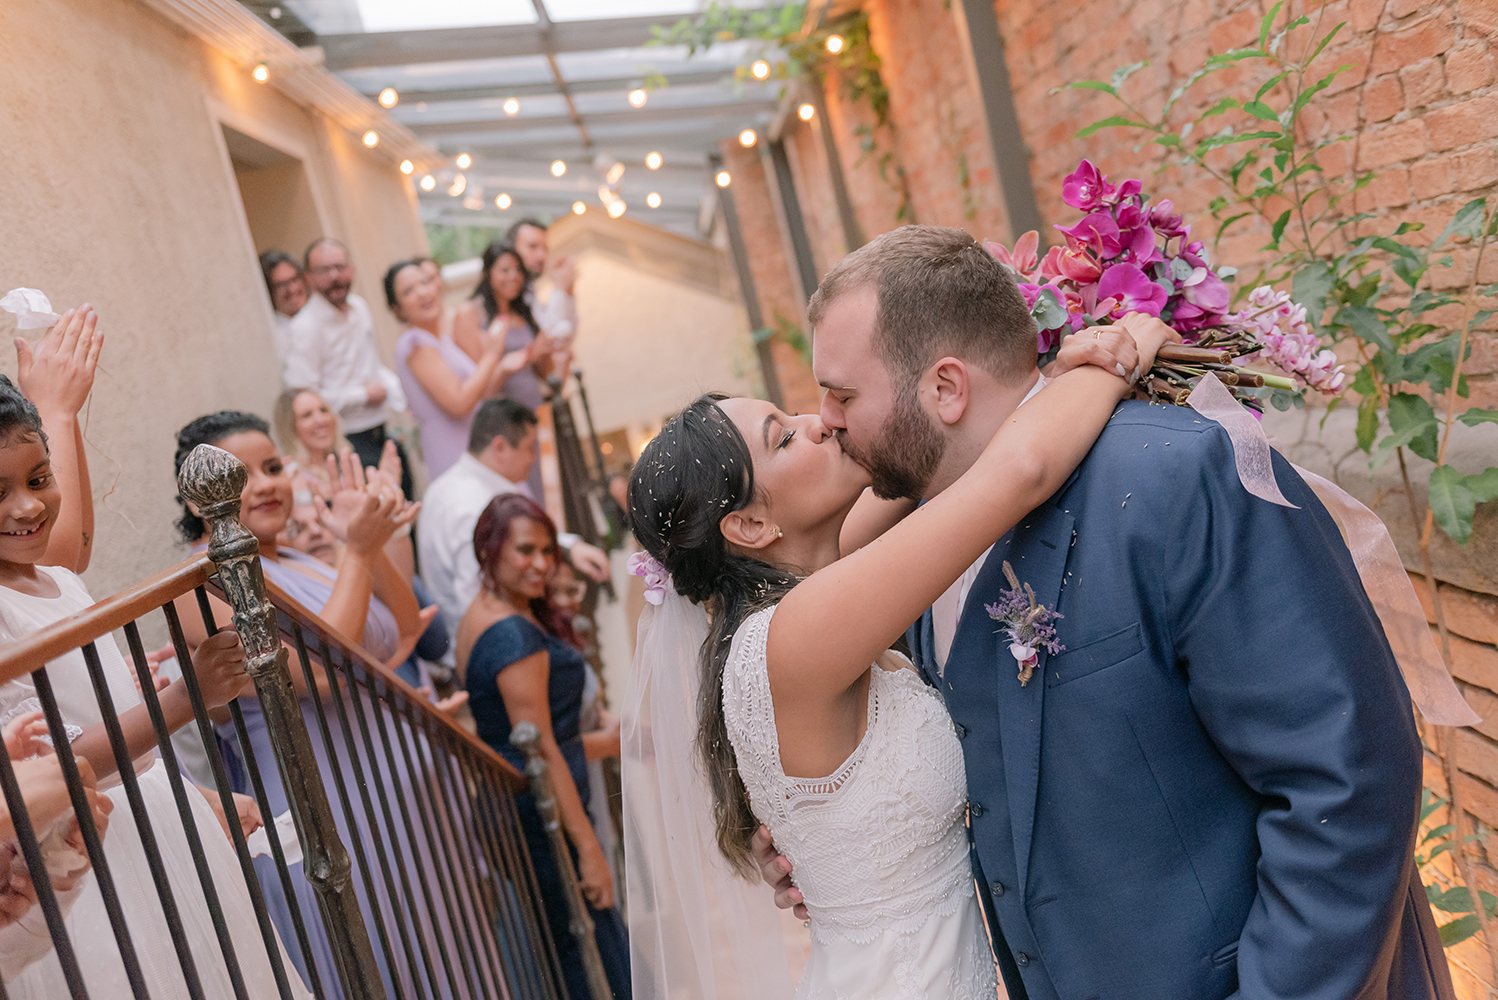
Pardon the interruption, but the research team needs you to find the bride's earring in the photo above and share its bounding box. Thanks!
[772,527,784,540]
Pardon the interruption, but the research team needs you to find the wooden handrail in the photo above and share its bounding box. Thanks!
[0,556,212,682]
[0,551,525,793]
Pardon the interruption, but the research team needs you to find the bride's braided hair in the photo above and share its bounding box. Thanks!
[628,393,797,877]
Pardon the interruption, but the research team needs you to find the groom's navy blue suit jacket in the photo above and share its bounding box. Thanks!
[906,400,1453,1000]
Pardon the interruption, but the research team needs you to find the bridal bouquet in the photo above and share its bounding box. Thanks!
[986,159,1346,410]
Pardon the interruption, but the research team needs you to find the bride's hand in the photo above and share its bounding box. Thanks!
[1117,311,1179,374]
[1048,324,1138,383]
[751,825,808,920]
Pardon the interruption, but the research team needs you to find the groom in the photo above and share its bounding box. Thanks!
[761,225,1452,999]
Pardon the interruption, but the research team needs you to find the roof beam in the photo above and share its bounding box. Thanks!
[320,13,686,71]
[408,100,778,139]
[373,69,732,106]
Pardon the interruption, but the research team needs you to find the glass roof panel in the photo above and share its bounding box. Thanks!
[546,0,774,19]
[353,0,536,31]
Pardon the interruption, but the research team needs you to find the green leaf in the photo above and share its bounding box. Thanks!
[1243,99,1282,122]
[1440,914,1483,947]
[1428,885,1498,916]
[1111,60,1149,90]
[1031,287,1069,332]
[1320,396,1342,430]
[1466,467,1498,505]
[1395,220,1425,235]
[1067,80,1118,96]
[1294,262,1335,331]
[1269,209,1292,249]
[1206,48,1271,67]
[1153,134,1182,148]
[1434,198,1488,249]
[1290,67,1350,119]
[1337,305,1396,354]
[1422,790,1449,823]
[1430,465,1478,545]
[1305,21,1345,67]
[1352,365,1377,398]
[1386,393,1440,462]
[1360,395,1378,452]
[1256,72,1289,101]
[1075,116,1146,138]
[1459,408,1498,427]
[1199,96,1241,120]
[1259,0,1284,49]
[1422,823,1456,845]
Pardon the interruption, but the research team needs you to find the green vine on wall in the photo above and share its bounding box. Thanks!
[650,4,914,222]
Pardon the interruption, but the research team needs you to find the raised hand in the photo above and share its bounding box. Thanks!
[377,439,404,493]
[567,542,612,584]
[3,711,50,761]
[14,306,103,420]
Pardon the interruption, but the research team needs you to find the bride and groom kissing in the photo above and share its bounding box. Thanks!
[621,225,1453,1000]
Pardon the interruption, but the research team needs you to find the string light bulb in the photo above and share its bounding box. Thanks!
[378,87,398,108]
[551,160,567,177]
[456,153,472,169]
[572,201,587,215]
[362,130,379,147]
[798,103,816,121]
[253,63,269,83]
[503,97,519,115]
[751,60,770,79]
[420,174,436,191]
[628,89,648,108]
[739,129,757,148]
[399,159,414,175]
[645,151,662,170]
[715,170,732,188]
[825,34,844,53]
[447,173,466,197]
[496,193,511,209]
[608,200,627,218]
[647,192,662,208]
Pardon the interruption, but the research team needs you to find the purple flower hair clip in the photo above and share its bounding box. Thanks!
[627,551,671,605]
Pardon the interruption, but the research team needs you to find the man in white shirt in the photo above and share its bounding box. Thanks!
[285,238,412,497]
[418,397,611,659]
[259,249,308,369]
[508,218,578,337]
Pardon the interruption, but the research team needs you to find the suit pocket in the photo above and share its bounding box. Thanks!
[1211,941,1239,967]
[1044,622,1143,688]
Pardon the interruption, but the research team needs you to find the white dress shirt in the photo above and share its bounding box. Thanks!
[272,311,297,373]
[417,452,578,662]
[527,282,577,339]
[283,293,405,433]
[932,373,1048,672]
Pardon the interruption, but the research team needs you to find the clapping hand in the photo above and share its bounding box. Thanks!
[14,306,103,420]
[317,448,419,556]
[3,711,50,762]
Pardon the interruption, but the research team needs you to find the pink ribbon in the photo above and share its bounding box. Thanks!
[1186,374,1478,726]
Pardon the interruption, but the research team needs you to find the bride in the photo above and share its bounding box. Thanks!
[621,315,1170,998]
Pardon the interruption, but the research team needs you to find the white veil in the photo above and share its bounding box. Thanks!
[621,574,797,1000]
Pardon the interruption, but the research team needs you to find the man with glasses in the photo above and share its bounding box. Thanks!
[285,237,413,497]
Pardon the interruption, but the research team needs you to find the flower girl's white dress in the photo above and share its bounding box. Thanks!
[723,605,999,999]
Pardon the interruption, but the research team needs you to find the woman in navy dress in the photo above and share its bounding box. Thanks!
[455,493,630,999]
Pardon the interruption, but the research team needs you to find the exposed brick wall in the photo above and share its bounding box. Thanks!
[996,0,1498,409]
[718,142,823,416]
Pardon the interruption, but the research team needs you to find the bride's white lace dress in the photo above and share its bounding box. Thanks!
[723,605,999,999]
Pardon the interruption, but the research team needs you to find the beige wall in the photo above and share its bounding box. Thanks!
[0,0,427,602]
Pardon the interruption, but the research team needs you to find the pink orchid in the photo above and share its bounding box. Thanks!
[1096,263,1167,317]
[626,550,671,605]
[1039,246,1066,281]
[1061,159,1114,212]
[1056,211,1123,258]
[1056,247,1103,283]
[985,231,1041,279]
[1181,267,1230,313]
[1149,199,1186,239]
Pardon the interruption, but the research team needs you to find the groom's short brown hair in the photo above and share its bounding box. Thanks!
[807,224,1039,387]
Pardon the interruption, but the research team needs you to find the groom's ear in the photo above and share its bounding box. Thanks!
[926,357,971,427]
[721,508,777,552]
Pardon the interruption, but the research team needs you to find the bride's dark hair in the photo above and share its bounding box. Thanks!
[628,393,798,877]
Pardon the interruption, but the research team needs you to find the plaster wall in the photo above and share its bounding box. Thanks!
[0,0,427,602]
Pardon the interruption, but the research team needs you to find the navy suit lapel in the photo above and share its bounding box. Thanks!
[908,608,938,688]
[958,504,1074,894]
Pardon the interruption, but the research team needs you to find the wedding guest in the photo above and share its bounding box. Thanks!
[386,258,533,479]
[1,312,300,998]
[417,398,609,659]
[508,218,577,339]
[284,238,414,499]
[260,249,309,368]
[455,494,629,1000]
[274,387,417,583]
[170,411,448,1000]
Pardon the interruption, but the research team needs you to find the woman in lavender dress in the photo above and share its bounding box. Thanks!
[387,259,534,480]
[169,412,481,1000]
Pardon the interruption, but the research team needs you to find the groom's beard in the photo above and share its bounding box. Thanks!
[839,383,946,501]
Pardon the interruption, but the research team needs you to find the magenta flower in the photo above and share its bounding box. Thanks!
[1016,281,1042,310]
[1181,267,1230,313]
[1061,159,1114,211]
[1113,178,1142,204]
[1096,263,1168,316]
[1149,199,1186,239]
[627,551,671,605]
[1056,211,1123,258]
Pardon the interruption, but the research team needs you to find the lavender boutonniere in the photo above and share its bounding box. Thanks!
[985,561,1064,687]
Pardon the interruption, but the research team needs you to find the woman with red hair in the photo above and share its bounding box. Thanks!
[455,493,630,999]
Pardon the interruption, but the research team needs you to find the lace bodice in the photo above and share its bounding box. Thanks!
[722,606,976,948]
